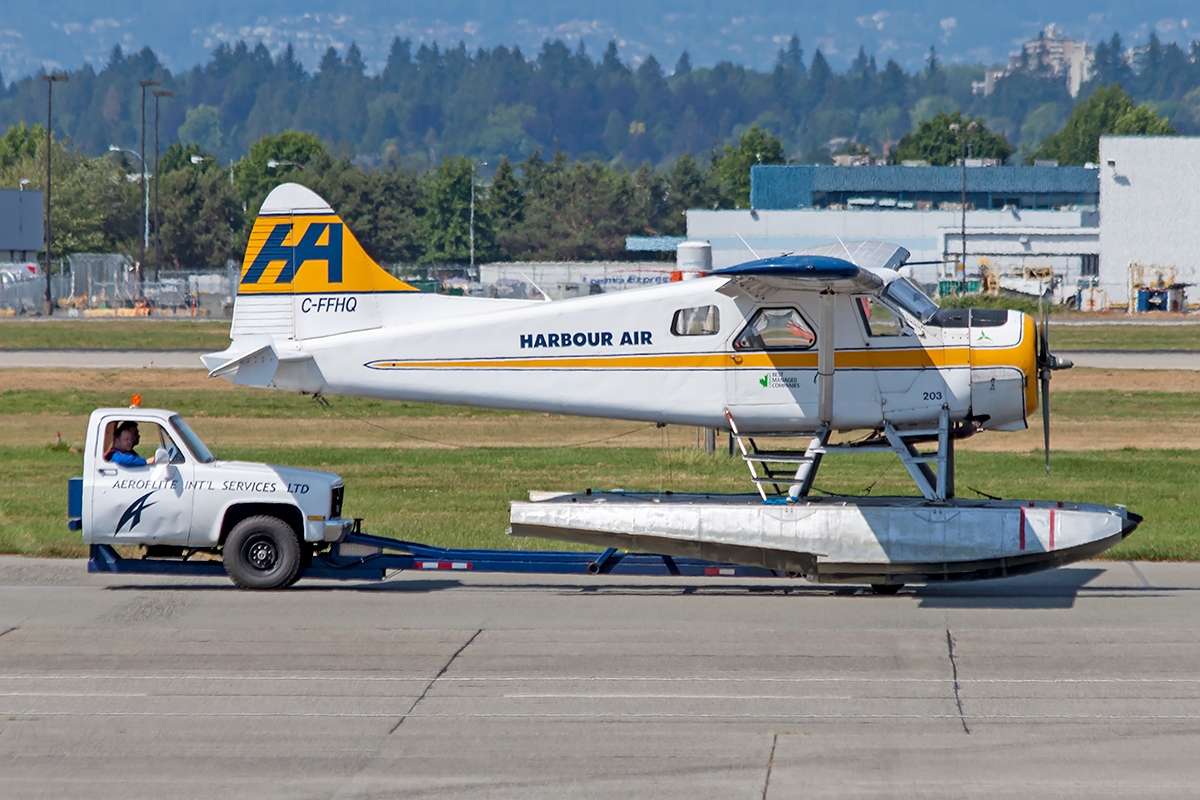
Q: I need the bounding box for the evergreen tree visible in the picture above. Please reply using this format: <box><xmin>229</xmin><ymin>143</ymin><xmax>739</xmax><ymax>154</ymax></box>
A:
<box><xmin>673</xmin><ymin>51</ymin><xmax>691</xmax><ymax>78</ymax></box>
<box><xmin>662</xmin><ymin>153</ymin><xmax>718</xmax><ymax>233</ymax></box>
<box><xmin>1033</xmin><ymin>84</ymin><xmax>1176</xmax><ymax>165</ymax></box>
<box><xmin>158</xmin><ymin>162</ymin><xmax>244</xmax><ymax>269</ymax></box>
<box><xmin>421</xmin><ymin>156</ymin><xmax>491</xmax><ymax>264</ymax></box>
<box><xmin>713</xmin><ymin>125</ymin><xmax>785</xmax><ymax>208</ymax></box>
<box><xmin>891</xmin><ymin>111</ymin><xmax>1013</xmax><ymax>165</ymax></box>
<box><xmin>235</xmin><ymin>130</ymin><xmax>327</xmax><ymax>207</ymax></box>
<box><xmin>0</xmin><ymin>122</ymin><xmax>41</xmax><ymax>167</ymax></box>
<box><xmin>486</xmin><ymin>157</ymin><xmax>525</xmax><ymax>260</ymax></box>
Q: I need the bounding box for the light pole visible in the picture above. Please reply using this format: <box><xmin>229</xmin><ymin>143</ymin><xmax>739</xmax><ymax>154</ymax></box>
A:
<box><xmin>469</xmin><ymin>161</ymin><xmax>487</xmax><ymax>270</ymax></box>
<box><xmin>109</xmin><ymin>146</ymin><xmax>150</xmax><ymax>293</ymax></box>
<box><xmin>42</xmin><ymin>73</ymin><xmax>68</xmax><ymax>316</ymax></box>
<box><xmin>948</xmin><ymin>119</ymin><xmax>979</xmax><ymax>294</ymax></box>
<box><xmin>137</xmin><ymin>79</ymin><xmax>160</xmax><ymax>294</ymax></box>
<box><xmin>152</xmin><ymin>89</ymin><xmax>173</xmax><ymax>281</ymax></box>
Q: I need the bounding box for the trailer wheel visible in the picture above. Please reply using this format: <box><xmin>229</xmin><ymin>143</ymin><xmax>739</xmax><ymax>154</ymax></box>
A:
<box><xmin>223</xmin><ymin>516</ymin><xmax>301</xmax><ymax>590</ymax></box>
<box><xmin>871</xmin><ymin>583</ymin><xmax>903</xmax><ymax>595</ymax></box>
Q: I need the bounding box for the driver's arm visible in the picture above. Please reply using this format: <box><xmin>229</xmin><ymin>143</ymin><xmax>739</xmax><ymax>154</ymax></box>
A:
<box><xmin>109</xmin><ymin>450</ymin><xmax>148</xmax><ymax>467</ymax></box>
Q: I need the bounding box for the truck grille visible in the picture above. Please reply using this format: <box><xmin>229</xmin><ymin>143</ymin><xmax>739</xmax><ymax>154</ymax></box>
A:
<box><xmin>330</xmin><ymin>486</ymin><xmax>344</xmax><ymax>519</ymax></box>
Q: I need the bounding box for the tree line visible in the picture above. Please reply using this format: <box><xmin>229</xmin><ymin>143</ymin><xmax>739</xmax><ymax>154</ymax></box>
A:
<box><xmin>0</xmin><ymin>123</ymin><xmax>776</xmax><ymax>270</ymax></box>
<box><xmin>0</xmin><ymin>30</ymin><xmax>1198</xmax><ymax>170</ymax></box>
<box><xmin>0</xmin><ymin>81</ymin><xmax>1173</xmax><ymax>272</ymax></box>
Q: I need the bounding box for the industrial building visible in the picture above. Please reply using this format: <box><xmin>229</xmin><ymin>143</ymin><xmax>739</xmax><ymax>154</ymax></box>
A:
<box><xmin>1097</xmin><ymin>137</ymin><xmax>1200</xmax><ymax>311</ymax></box>
<box><xmin>681</xmin><ymin>139</ymin><xmax>1200</xmax><ymax>310</ymax></box>
<box><xmin>689</xmin><ymin>163</ymin><xmax>1099</xmax><ymax>295</ymax></box>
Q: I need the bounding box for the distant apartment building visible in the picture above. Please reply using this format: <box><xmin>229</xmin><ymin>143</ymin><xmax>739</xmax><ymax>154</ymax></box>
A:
<box><xmin>974</xmin><ymin>24</ymin><xmax>1095</xmax><ymax>98</ymax></box>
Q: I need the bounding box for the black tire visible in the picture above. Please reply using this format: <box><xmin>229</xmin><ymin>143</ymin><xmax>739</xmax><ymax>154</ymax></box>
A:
<box><xmin>223</xmin><ymin>515</ymin><xmax>301</xmax><ymax>590</ymax></box>
<box><xmin>871</xmin><ymin>583</ymin><xmax>903</xmax><ymax>595</ymax></box>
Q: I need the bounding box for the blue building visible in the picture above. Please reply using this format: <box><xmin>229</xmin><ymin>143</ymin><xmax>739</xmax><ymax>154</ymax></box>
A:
<box><xmin>749</xmin><ymin>165</ymin><xmax>1099</xmax><ymax>212</ymax></box>
<box><xmin>0</xmin><ymin>188</ymin><xmax>44</xmax><ymax>262</ymax></box>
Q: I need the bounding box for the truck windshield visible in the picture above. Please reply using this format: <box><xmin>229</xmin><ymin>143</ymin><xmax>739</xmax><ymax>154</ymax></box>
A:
<box><xmin>882</xmin><ymin>277</ymin><xmax>939</xmax><ymax>324</ymax></box>
<box><xmin>170</xmin><ymin>415</ymin><xmax>215</xmax><ymax>463</ymax></box>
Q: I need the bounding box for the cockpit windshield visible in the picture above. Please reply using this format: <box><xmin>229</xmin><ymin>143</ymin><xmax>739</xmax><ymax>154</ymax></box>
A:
<box><xmin>882</xmin><ymin>277</ymin><xmax>939</xmax><ymax>324</ymax></box>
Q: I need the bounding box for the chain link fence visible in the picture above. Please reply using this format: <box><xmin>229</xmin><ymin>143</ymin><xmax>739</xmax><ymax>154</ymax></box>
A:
<box><xmin>0</xmin><ymin>256</ymin><xmax>238</xmax><ymax>317</ymax></box>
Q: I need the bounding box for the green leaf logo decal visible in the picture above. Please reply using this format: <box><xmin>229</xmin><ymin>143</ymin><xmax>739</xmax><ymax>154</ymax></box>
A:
<box><xmin>759</xmin><ymin>374</ymin><xmax>769</xmax><ymax>387</ymax></box>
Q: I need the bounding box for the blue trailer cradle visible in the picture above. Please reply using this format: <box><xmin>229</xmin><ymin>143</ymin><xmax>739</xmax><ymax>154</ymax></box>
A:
<box><xmin>87</xmin><ymin>531</ymin><xmax>782</xmax><ymax>583</ymax></box>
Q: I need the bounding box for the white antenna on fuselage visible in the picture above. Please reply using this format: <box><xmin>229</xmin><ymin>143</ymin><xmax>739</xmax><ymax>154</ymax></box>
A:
<box><xmin>734</xmin><ymin>231</ymin><xmax>760</xmax><ymax>259</ymax></box>
<box><xmin>829</xmin><ymin>225</ymin><xmax>856</xmax><ymax>264</ymax></box>
<box><xmin>518</xmin><ymin>270</ymin><xmax>553</xmax><ymax>302</ymax></box>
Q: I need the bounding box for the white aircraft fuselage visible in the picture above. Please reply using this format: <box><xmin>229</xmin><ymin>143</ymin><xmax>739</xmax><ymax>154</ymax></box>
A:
<box><xmin>207</xmin><ymin>184</ymin><xmax>1037</xmax><ymax>437</ymax></box>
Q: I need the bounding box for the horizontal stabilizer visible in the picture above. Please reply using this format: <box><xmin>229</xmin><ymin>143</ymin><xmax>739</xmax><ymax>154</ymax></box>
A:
<box><xmin>202</xmin><ymin>337</ymin><xmax>315</xmax><ymax>388</ymax></box>
<box><xmin>201</xmin><ymin>337</ymin><xmax>275</xmax><ymax>378</ymax></box>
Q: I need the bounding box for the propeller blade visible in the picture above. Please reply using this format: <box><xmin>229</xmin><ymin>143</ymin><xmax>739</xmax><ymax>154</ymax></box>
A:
<box><xmin>1041</xmin><ymin>368</ymin><xmax>1052</xmax><ymax>477</ymax></box>
<box><xmin>1039</xmin><ymin>311</ymin><xmax>1051</xmax><ymax>477</ymax></box>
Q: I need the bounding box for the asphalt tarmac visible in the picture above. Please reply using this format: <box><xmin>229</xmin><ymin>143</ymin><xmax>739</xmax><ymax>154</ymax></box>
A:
<box><xmin>1</xmin><ymin>558</ymin><xmax>1198</xmax><ymax>798</ymax></box>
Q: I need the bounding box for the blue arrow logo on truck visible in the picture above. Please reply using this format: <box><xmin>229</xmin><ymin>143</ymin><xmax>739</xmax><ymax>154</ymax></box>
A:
<box><xmin>116</xmin><ymin>491</ymin><xmax>157</xmax><ymax>533</ymax></box>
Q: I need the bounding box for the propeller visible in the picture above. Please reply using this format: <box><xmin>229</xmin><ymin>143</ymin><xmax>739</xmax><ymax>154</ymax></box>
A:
<box><xmin>1036</xmin><ymin>309</ymin><xmax>1073</xmax><ymax>476</ymax></box>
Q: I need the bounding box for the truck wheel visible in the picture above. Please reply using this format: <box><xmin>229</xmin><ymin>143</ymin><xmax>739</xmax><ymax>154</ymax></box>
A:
<box><xmin>223</xmin><ymin>516</ymin><xmax>301</xmax><ymax>590</ymax></box>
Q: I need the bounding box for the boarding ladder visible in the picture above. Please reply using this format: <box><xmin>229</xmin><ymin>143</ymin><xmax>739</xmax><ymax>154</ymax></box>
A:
<box><xmin>725</xmin><ymin>408</ymin><xmax>956</xmax><ymax>503</ymax></box>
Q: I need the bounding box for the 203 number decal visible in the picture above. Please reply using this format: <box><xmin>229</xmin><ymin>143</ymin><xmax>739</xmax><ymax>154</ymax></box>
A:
<box><xmin>923</xmin><ymin>391</ymin><xmax>943</xmax><ymax>401</ymax></box>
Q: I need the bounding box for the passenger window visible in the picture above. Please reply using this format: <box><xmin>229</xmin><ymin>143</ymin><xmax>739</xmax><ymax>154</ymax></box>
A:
<box><xmin>733</xmin><ymin>308</ymin><xmax>816</xmax><ymax>350</ymax></box>
<box><xmin>671</xmin><ymin>305</ymin><xmax>720</xmax><ymax>336</ymax></box>
<box><xmin>857</xmin><ymin>297</ymin><xmax>902</xmax><ymax>336</ymax></box>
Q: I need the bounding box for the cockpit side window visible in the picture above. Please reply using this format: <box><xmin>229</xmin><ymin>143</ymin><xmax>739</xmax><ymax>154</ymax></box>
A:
<box><xmin>857</xmin><ymin>297</ymin><xmax>902</xmax><ymax>337</ymax></box>
<box><xmin>733</xmin><ymin>308</ymin><xmax>816</xmax><ymax>350</ymax></box>
<box><xmin>671</xmin><ymin>305</ymin><xmax>720</xmax><ymax>336</ymax></box>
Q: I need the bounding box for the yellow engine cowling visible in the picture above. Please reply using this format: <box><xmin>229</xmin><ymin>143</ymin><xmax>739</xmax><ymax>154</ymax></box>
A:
<box><xmin>968</xmin><ymin>311</ymin><xmax>1038</xmax><ymax>431</ymax></box>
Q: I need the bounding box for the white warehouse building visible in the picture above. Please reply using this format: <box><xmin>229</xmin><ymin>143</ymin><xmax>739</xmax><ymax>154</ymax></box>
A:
<box><xmin>1098</xmin><ymin>136</ymin><xmax>1200</xmax><ymax>306</ymax></box>
<box><xmin>678</xmin><ymin>140</ymin><xmax>1200</xmax><ymax>309</ymax></box>
<box><xmin>684</xmin><ymin>206</ymin><xmax>1098</xmax><ymax>289</ymax></box>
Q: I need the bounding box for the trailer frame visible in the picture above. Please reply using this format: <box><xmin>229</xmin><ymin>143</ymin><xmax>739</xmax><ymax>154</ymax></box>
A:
<box><xmin>87</xmin><ymin>530</ymin><xmax>783</xmax><ymax>583</ymax></box>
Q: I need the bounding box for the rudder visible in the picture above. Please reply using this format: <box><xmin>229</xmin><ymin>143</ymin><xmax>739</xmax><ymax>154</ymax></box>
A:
<box><xmin>231</xmin><ymin>183</ymin><xmax>418</xmax><ymax>342</ymax></box>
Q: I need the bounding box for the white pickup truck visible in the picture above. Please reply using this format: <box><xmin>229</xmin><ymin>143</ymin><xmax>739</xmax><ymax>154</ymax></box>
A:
<box><xmin>69</xmin><ymin>407</ymin><xmax>353</xmax><ymax>589</ymax></box>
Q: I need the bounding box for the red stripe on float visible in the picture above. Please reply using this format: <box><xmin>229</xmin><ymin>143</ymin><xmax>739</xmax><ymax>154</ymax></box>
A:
<box><xmin>1019</xmin><ymin>508</ymin><xmax>1026</xmax><ymax>551</ymax></box>
<box><xmin>1049</xmin><ymin>509</ymin><xmax>1056</xmax><ymax>550</ymax></box>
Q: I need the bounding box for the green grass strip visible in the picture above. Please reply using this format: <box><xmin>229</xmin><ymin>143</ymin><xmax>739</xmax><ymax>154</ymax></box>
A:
<box><xmin>0</xmin><ymin>320</ymin><xmax>231</xmax><ymax>350</ymax></box>
<box><xmin>4</xmin><ymin>444</ymin><xmax>1194</xmax><ymax>562</ymax></box>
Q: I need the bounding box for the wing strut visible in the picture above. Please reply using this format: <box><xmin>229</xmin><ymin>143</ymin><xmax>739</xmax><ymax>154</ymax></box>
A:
<box><xmin>817</xmin><ymin>290</ymin><xmax>835</xmax><ymax>426</ymax></box>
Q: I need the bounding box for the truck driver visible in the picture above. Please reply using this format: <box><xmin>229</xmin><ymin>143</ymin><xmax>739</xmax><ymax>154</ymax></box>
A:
<box><xmin>104</xmin><ymin>421</ymin><xmax>157</xmax><ymax>467</ymax></box>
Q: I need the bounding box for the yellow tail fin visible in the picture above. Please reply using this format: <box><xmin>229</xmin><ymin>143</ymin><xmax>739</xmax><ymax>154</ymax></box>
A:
<box><xmin>239</xmin><ymin>183</ymin><xmax>416</xmax><ymax>296</ymax></box>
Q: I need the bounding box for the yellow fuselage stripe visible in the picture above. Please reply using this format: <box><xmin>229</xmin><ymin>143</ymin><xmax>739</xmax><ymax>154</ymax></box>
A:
<box><xmin>369</xmin><ymin>344</ymin><xmax>1033</xmax><ymax>371</ymax></box>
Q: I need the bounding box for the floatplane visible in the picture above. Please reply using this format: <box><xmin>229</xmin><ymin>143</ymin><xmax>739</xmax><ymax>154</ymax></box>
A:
<box><xmin>203</xmin><ymin>183</ymin><xmax>1139</xmax><ymax>592</ymax></box>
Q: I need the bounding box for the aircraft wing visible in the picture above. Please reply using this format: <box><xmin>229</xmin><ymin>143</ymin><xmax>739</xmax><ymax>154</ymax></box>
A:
<box><xmin>713</xmin><ymin>255</ymin><xmax>885</xmax><ymax>299</ymax></box>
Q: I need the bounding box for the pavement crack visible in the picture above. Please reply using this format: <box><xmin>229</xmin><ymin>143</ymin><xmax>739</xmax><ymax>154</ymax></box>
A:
<box><xmin>761</xmin><ymin>732</ymin><xmax>778</xmax><ymax>800</ymax></box>
<box><xmin>1128</xmin><ymin>562</ymin><xmax>1152</xmax><ymax>588</ymax></box>
<box><xmin>0</xmin><ymin>627</ymin><xmax>16</xmax><ymax>639</ymax></box>
<box><xmin>389</xmin><ymin>629</ymin><xmax>482</xmax><ymax>734</ymax></box>
<box><xmin>946</xmin><ymin>628</ymin><xmax>971</xmax><ymax>734</ymax></box>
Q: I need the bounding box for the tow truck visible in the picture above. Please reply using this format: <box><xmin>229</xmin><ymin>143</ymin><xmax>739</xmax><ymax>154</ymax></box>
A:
<box><xmin>70</xmin><ymin>405</ymin><xmax>778</xmax><ymax>589</ymax></box>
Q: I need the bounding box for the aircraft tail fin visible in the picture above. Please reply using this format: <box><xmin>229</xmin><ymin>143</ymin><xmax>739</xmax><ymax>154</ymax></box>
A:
<box><xmin>228</xmin><ymin>183</ymin><xmax>418</xmax><ymax>345</ymax></box>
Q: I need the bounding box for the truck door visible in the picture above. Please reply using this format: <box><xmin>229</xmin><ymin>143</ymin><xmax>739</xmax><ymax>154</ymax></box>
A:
<box><xmin>90</xmin><ymin>418</ymin><xmax>194</xmax><ymax>545</ymax></box>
